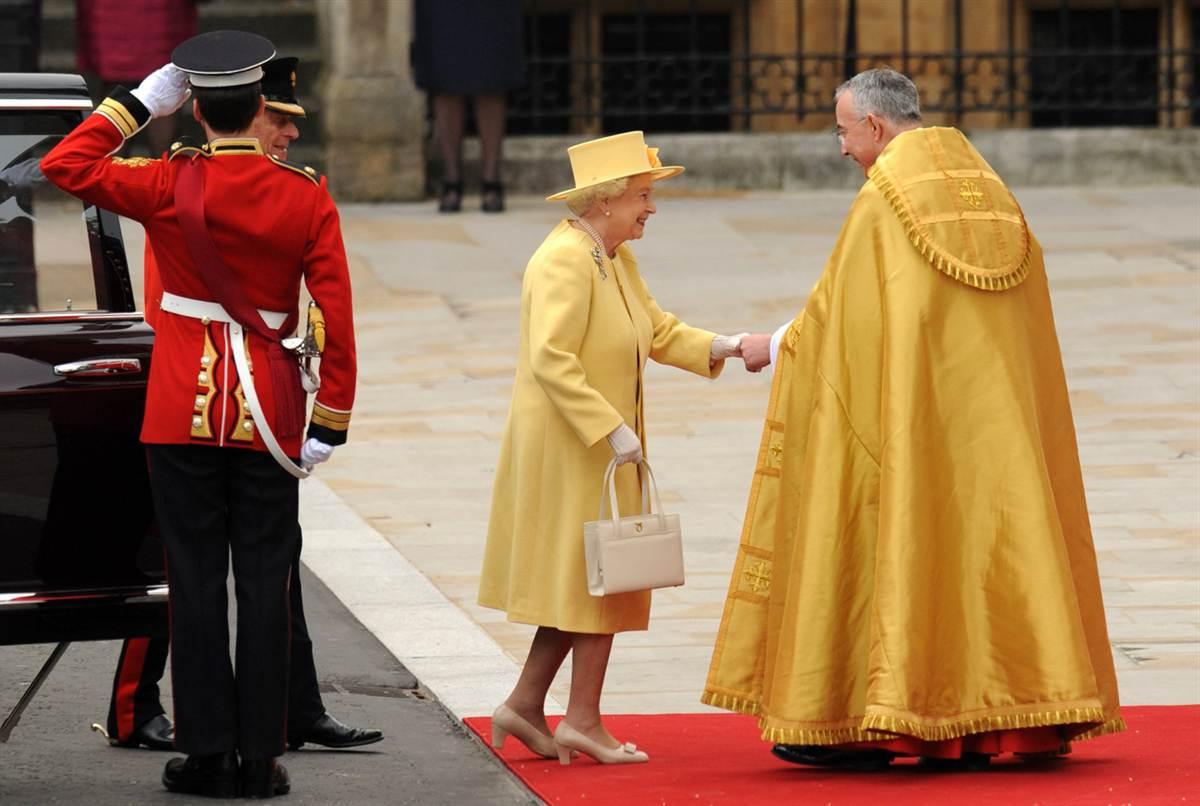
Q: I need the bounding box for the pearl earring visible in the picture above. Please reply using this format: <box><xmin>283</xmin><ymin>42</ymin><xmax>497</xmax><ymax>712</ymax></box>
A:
<box><xmin>604</xmin><ymin>209</ymin><xmax>611</xmax><ymax>216</ymax></box>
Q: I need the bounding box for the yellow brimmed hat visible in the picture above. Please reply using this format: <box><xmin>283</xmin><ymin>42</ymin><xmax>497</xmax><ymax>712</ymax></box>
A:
<box><xmin>546</xmin><ymin>131</ymin><xmax>684</xmax><ymax>201</ymax></box>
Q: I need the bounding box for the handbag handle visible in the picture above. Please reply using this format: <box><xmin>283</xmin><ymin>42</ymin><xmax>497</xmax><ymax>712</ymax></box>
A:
<box><xmin>597</xmin><ymin>458</ymin><xmax>668</xmax><ymax>532</ymax></box>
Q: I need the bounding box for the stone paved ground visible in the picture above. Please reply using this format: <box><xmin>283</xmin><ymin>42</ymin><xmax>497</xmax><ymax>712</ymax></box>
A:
<box><xmin>132</xmin><ymin>185</ymin><xmax>1200</xmax><ymax>717</ymax></box>
<box><xmin>0</xmin><ymin>570</ymin><xmax>535</xmax><ymax>805</ymax></box>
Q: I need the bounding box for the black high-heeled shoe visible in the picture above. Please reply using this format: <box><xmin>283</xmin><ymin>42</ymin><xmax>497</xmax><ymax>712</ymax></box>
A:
<box><xmin>438</xmin><ymin>180</ymin><xmax>463</xmax><ymax>213</ymax></box>
<box><xmin>481</xmin><ymin>179</ymin><xmax>505</xmax><ymax>213</ymax></box>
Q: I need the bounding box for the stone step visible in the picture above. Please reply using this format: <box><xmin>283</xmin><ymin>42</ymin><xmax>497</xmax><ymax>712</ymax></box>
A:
<box><xmin>436</xmin><ymin>128</ymin><xmax>1200</xmax><ymax>194</ymax></box>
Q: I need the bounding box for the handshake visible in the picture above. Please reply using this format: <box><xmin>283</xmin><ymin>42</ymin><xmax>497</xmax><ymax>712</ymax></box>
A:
<box><xmin>710</xmin><ymin>332</ymin><xmax>774</xmax><ymax>373</ymax></box>
<box><xmin>607</xmin><ymin>330</ymin><xmax>777</xmax><ymax>466</ymax></box>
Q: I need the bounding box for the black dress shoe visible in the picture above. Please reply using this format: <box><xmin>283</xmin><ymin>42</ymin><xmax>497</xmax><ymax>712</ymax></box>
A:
<box><xmin>1015</xmin><ymin>748</ymin><xmax>1071</xmax><ymax>763</ymax></box>
<box><xmin>162</xmin><ymin>751</ymin><xmax>239</xmax><ymax>798</ymax></box>
<box><xmin>288</xmin><ymin>712</ymin><xmax>383</xmax><ymax>750</ymax></box>
<box><xmin>771</xmin><ymin>743</ymin><xmax>896</xmax><ymax>771</ymax></box>
<box><xmin>115</xmin><ymin>714</ymin><xmax>174</xmax><ymax>751</ymax></box>
<box><xmin>918</xmin><ymin>752</ymin><xmax>992</xmax><ymax>771</ymax></box>
<box><xmin>239</xmin><ymin>757</ymin><xmax>290</xmax><ymax>799</ymax></box>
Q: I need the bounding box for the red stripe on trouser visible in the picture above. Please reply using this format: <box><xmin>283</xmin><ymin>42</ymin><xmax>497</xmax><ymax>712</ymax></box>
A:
<box><xmin>115</xmin><ymin>637</ymin><xmax>151</xmax><ymax>741</ymax></box>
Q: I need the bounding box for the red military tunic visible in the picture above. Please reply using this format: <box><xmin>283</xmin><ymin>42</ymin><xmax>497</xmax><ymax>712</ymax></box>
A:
<box><xmin>143</xmin><ymin>239</ymin><xmax>162</xmax><ymax>329</ymax></box>
<box><xmin>41</xmin><ymin>89</ymin><xmax>355</xmax><ymax>456</ymax></box>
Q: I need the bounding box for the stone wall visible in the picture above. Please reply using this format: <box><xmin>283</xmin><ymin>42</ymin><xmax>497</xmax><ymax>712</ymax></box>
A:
<box><xmin>317</xmin><ymin>0</ymin><xmax>425</xmax><ymax>201</ymax></box>
<box><xmin>315</xmin><ymin>0</ymin><xmax>1197</xmax><ymax>200</ymax></box>
<box><xmin>435</xmin><ymin>127</ymin><xmax>1200</xmax><ymax>196</ymax></box>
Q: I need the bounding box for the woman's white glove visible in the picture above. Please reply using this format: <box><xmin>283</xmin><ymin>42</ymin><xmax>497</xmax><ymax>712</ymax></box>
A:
<box><xmin>605</xmin><ymin>423</ymin><xmax>643</xmax><ymax>466</ymax></box>
<box><xmin>710</xmin><ymin>333</ymin><xmax>746</xmax><ymax>361</ymax></box>
<box><xmin>300</xmin><ymin>438</ymin><xmax>334</xmax><ymax>471</ymax></box>
<box><xmin>131</xmin><ymin>64</ymin><xmax>192</xmax><ymax>119</ymax></box>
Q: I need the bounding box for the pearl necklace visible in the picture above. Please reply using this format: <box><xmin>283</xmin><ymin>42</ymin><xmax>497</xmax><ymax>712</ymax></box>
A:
<box><xmin>575</xmin><ymin>217</ymin><xmax>610</xmax><ymax>280</ymax></box>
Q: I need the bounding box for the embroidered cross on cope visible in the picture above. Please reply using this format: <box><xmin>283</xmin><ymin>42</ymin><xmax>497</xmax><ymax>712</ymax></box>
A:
<box><xmin>741</xmin><ymin>560</ymin><xmax>772</xmax><ymax>595</ymax></box>
<box><xmin>959</xmin><ymin>179</ymin><xmax>985</xmax><ymax>209</ymax></box>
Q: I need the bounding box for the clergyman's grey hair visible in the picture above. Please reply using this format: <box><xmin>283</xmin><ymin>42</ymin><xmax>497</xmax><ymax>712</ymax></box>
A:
<box><xmin>835</xmin><ymin>68</ymin><xmax>922</xmax><ymax>124</ymax></box>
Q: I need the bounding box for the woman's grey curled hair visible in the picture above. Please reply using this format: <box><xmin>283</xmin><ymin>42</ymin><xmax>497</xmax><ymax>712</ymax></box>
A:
<box><xmin>564</xmin><ymin>177</ymin><xmax>630</xmax><ymax>216</ymax></box>
<box><xmin>835</xmin><ymin>68</ymin><xmax>922</xmax><ymax>124</ymax></box>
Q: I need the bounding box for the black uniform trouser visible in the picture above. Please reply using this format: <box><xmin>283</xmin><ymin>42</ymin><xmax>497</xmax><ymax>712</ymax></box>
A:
<box><xmin>147</xmin><ymin>444</ymin><xmax>298</xmax><ymax>760</ymax></box>
<box><xmin>106</xmin><ymin>636</ymin><xmax>170</xmax><ymax>742</ymax></box>
<box><xmin>285</xmin><ymin>529</ymin><xmax>325</xmax><ymax>737</ymax></box>
<box><xmin>107</xmin><ymin>529</ymin><xmax>326</xmax><ymax>743</ymax></box>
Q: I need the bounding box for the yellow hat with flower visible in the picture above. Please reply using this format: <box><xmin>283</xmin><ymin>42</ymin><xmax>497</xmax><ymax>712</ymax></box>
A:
<box><xmin>546</xmin><ymin>131</ymin><xmax>684</xmax><ymax>201</ymax></box>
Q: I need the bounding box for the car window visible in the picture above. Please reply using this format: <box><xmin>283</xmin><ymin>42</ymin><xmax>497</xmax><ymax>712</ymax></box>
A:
<box><xmin>0</xmin><ymin>112</ymin><xmax>98</xmax><ymax>314</ymax></box>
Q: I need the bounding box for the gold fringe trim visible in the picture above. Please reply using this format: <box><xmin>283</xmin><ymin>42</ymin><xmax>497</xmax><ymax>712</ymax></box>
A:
<box><xmin>1075</xmin><ymin>716</ymin><xmax>1127</xmax><ymax>741</ymax></box>
<box><xmin>758</xmin><ymin>715</ymin><xmax>1128</xmax><ymax>746</ymax></box>
<box><xmin>701</xmin><ymin>689</ymin><xmax>762</xmax><ymax>717</ymax></box>
<box><xmin>869</xmin><ymin>165</ymin><xmax>1032</xmax><ymax>292</ymax></box>
<box><xmin>856</xmin><ymin>707</ymin><xmax>1108</xmax><ymax>742</ymax></box>
<box><xmin>706</xmin><ymin>693</ymin><xmax>1119</xmax><ymax>747</ymax></box>
<box><xmin>762</xmin><ymin>723</ymin><xmax>875</xmax><ymax>745</ymax></box>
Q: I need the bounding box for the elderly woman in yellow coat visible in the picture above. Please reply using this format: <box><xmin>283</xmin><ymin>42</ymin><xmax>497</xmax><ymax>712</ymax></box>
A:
<box><xmin>478</xmin><ymin>132</ymin><xmax>745</xmax><ymax>765</ymax></box>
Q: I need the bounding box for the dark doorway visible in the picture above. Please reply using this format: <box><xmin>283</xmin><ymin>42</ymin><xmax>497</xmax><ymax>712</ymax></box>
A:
<box><xmin>601</xmin><ymin>13</ymin><xmax>732</xmax><ymax>133</ymax></box>
<box><xmin>510</xmin><ymin>13</ymin><xmax>573</xmax><ymax>135</ymax></box>
<box><xmin>1029</xmin><ymin>7</ymin><xmax>1160</xmax><ymax>127</ymax></box>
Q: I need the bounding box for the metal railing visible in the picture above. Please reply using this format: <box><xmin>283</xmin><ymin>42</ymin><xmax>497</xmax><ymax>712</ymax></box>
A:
<box><xmin>510</xmin><ymin>0</ymin><xmax>1199</xmax><ymax>133</ymax></box>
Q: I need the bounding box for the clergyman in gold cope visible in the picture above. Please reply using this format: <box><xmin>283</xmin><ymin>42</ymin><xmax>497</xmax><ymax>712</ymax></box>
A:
<box><xmin>704</xmin><ymin>68</ymin><xmax>1123</xmax><ymax>768</ymax></box>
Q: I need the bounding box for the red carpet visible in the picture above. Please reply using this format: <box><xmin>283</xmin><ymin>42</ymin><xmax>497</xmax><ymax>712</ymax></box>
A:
<box><xmin>464</xmin><ymin>706</ymin><xmax>1200</xmax><ymax>805</ymax></box>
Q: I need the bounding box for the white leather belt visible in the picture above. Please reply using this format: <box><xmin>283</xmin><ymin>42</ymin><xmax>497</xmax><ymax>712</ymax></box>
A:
<box><xmin>159</xmin><ymin>291</ymin><xmax>309</xmax><ymax>480</ymax></box>
<box><xmin>160</xmin><ymin>292</ymin><xmax>288</xmax><ymax>329</ymax></box>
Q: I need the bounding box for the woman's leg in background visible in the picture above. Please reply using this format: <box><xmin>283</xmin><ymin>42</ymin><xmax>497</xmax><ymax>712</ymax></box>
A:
<box><xmin>474</xmin><ymin>93</ymin><xmax>507</xmax><ymax>212</ymax></box>
<box><xmin>433</xmin><ymin>94</ymin><xmax>467</xmax><ymax>211</ymax></box>
<box><xmin>474</xmin><ymin>93</ymin><xmax>506</xmax><ymax>183</ymax></box>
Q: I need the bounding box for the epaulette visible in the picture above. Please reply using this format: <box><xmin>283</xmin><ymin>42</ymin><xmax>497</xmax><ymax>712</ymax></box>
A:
<box><xmin>267</xmin><ymin>153</ymin><xmax>321</xmax><ymax>185</ymax></box>
<box><xmin>168</xmin><ymin>138</ymin><xmax>208</xmax><ymax>161</ymax></box>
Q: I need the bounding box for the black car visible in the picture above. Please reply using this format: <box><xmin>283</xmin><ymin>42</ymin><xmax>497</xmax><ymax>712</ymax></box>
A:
<box><xmin>0</xmin><ymin>74</ymin><xmax>165</xmax><ymax>741</ymax></box>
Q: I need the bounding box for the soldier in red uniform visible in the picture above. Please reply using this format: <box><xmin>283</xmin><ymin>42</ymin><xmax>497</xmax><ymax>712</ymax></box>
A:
<box><xmin>106</xmin><ymin>55</ymin><xmax>382</xmax><ymax>758</ymax></box>
<box><xmin>42</xmin><ymin>31</ymin><xmax>356</xmax><ymax>798</ymax></box>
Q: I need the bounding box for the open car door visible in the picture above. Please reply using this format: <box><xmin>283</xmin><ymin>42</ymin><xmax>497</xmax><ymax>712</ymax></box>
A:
<box><xmin>0</xmin><ymin>75</ymin><xmax>165</xmax><ymax>740</ymax></box>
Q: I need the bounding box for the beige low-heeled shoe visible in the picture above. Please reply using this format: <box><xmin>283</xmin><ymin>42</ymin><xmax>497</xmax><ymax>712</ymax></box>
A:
<box><xmin>553</xmin><ymin>720</ymin><xmax>649</xmax><ymax>765</ymax></box>
<box><xmin>490</xmin><ymin>704</ymin><xmax>557</xmax><ymax>759</ymax></box>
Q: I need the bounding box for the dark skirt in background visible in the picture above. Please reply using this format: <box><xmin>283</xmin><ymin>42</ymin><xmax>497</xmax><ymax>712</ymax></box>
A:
<box><xmin>76</xmin><ymin>0</ymin><xmax>198</xmax><ymax>82</ymax></box>
<box><xmin>412</xmin><ymin>0</ymin><xmax>525</xmax><ymax>95</ymax></box>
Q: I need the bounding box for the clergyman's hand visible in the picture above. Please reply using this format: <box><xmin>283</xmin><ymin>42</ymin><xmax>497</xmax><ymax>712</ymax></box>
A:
<box><xmin>740</xmin><ymin>332</ymin><xmax>772</xmax><ymax>373</ymax></box>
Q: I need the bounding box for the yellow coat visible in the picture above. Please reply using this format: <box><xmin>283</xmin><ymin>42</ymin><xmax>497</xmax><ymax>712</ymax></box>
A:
<box><xmin>704</xmin><ymin>128</ymin><xmax>1123</xmax><ymax>745</ymax></box>
<box><xmin>479</xmin><ymin>220</ymin><xmax>722</xmax><ymax>634</ymax></box>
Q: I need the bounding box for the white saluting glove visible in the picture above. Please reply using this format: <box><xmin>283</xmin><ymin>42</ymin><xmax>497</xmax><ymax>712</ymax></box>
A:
<box><xmin>300</xmin><ymin>438</ymin><xmax>334</xmax><ymax>471</ymax></box>
<box><xmin>710</xmin><ymin>333</ymin><xmax>746</xmax><ymax>361</ymax></box>
<box><xmin>131</xmin><ymin>64</ymin><xmax>192</xmax><ymax>119</ymax></box>
<box><xmin>605</xmin><ymin>423</ymin><xmax>643</xmax><ymax>466</ymax></box>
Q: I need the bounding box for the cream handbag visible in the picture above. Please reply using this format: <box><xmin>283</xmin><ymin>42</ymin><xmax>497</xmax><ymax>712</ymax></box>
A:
<box><xmin>583</xmin><ymin>458</ymin><xmax>684</xmax><ymax>597</ymax></box>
